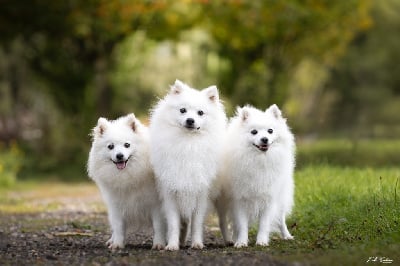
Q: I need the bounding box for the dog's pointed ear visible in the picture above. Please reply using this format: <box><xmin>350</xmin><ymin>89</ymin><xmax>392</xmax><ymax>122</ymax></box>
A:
<box><xmin>93</xmin><ymin>117</ymin><xmax>108</xmax><ymax>138</ymax></box>
<box><xmin>125</xmin><ymin>113</ymin><xmax>136</xmax><ymax>132</ymax></box>
<box><xmin>266</xmin><ymin>104</ymin><xmax>282</xmax><ymax>119</ymax></box>
<box><xmin>238</xmin><ymin>106</ymin><xmax>250</xmax><ymax>122</ymax></box>
<box><xmin>203</xmin><ymin>85</ymin><xmax>219</xmax><ymax>103</ymax></box>
<box><xmin>170</xmin><ymin>79</ymin><xmax>186</xmax><ymax>95</ymax></box>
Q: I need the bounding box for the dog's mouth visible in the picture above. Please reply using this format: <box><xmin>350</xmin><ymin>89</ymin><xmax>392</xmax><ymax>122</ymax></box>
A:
<box><xmin>253</xmin><ymin>143</ymin><xmax>269</xmax><ymax>152</ymax></box>
<box><xmin>184</xmin><ymin>125</ymin><xmax>201</xmax><ymax>131</ymax></box>
<box><xmin>112</xmin><ymin>157</ymin><xmax>131</xmax><ymax>170</ymax></box>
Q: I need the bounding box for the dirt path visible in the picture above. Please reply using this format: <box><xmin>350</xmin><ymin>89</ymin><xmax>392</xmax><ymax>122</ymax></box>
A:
<box><xmin>0</xmin><ymin>184</ymin><xmax>294</xmax><ymax>265</ymax></box>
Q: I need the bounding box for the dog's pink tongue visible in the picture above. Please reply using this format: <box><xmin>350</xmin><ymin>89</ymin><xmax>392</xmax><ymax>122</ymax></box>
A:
<box><xmin>116</xmin><ymin>162</ymin><xmax>126</xmax><ymax>170</ymax></box>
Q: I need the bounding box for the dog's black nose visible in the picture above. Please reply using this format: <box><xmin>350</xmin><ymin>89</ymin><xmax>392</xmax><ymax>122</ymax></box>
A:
<box><xmin>116</xmin><ymin>153</ymin><xmax>124</xmax><ymax>160</ymax></box>
<box><xmin>261</xmin><ymin>137</ymin><xmax>269</xmax><ymax>144</ymax></box>
<box><xmin>186</xmin><ymin>118</ymin><xmax>195</xmax><ymax>126</ymax></box>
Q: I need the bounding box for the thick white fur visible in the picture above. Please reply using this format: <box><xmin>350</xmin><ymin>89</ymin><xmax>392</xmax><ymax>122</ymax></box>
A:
<box><xmin>149</xmin><ymin>80</ymin><xmax>226</xmax><ymax>250</ymax></box>
<box><xmin>217</xmin><ymin>104</ymin><xmax>295</xmax><ymax>248</ymax></box>
<box><xmin>87</xmin><ymin>114</ymin><xmax>166</xmax><ymax>250</ymax></box>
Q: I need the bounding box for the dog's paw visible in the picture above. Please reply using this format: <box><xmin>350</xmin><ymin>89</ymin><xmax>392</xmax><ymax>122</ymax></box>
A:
<box><xmin>234</xmin><ymin>241</ymin><xmax>248</xmax><ymax>248</ymax></box>
<box><xmin>191</xmin><ymin>242</ymin><xmax>204</xmax><ymax>250</ymax></box>
<box><xmin>107</xmin><ymin>242</ymin><xmax>125</xmax><ymax>251</ymax></box>
<box><xmin>283</xmin><ymin>235</ymin><xmax>294</xmax><ymax>240</ymax></box>
<box><xmin>152</xmin><ymin>243</ymin><xmax>165</xmax><ymax>250</ymax></box>
<box><xmin>165</xmin><ymin>244</ymin><xmax>179</xmax><ymax>251</ymax></box>
<box><xmin>256</xmin><ymin>240</ymin><xmax>270</xmax><ymax>247</ymax></box>
<box><xmin>225</xmin><ymin>240</ymin><xmax>234</xmax><ymax>247</ymax></box>
<box><xmin>106</xmin><ymin>238</ymin><xmax>124</xmax><ymax>251</ymax></box>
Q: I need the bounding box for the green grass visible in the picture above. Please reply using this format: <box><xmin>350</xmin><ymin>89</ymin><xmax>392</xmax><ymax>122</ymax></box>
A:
<box><xmin>261</xmin><ymin>165</ymin><xmax>400</xmax><ymax>265</ymax></box>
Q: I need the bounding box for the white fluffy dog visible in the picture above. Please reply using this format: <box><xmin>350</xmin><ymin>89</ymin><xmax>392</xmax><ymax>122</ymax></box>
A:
<box><xmin>217</xmin><ymin>104</ymin><xmax>295</xmax><ymax>248</ymax></box>
<box><xmin>87</xmin><ymin>114</ymin><xmax>166</xmax><ymax>250</ymax></box>
<box><xmin>149</xmin><ymin>80</ymin><xmax>226</xmax><ymax>250</ymax></box>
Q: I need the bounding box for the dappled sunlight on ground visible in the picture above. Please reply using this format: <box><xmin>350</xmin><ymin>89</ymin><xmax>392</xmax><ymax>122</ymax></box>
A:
<box><xmin>0</xmin><ymin>182</ymin><xmax>104</xmax><ymax>213</ymax></box>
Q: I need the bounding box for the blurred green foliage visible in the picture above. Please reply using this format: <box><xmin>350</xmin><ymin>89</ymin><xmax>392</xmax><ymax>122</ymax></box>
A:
<box><xmin>324</xmin><ymin>1</ymin><xmax>400</xmax><ymax>137</ymax></box>
<box><xmin>202</xmin><ymin>0</ymin><xmax>372</xmax><ymax>107</ymax></box>
<box><xmin>297</xmin><ymin>139</ymin><xmax>400</xmax><ymax>168</ymax></box>
<box><xmin>0</xmin><ymin>142</ymin><xmax>22</xmax><ymax>187</ymax></box>
<box><xmin>0</xmin><ymin>0</ymin><xmax>399</xmax><ymax>180</ymax></box>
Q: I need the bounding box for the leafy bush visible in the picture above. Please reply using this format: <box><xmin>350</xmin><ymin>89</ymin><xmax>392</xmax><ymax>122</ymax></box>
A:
<box><xmin>0</xmin><ymin>141</ymin><xmax>23</xmax><ymax>187</ymax></box>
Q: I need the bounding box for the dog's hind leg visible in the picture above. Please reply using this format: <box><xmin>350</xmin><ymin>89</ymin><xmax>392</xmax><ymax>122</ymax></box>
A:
<box><xmin>179</xmin><ymin>219</ymin><xmax>189</xmax><ymax>247</ymax></box>
<box><xmin>215</xmin><ymin>198</ymin><xmax>233</xmax><ymax>245</ymax></box>
<box><xmin>278</xmin><ymin>213</ymin><xmax>294</xmax><ymax>240</ymax></box>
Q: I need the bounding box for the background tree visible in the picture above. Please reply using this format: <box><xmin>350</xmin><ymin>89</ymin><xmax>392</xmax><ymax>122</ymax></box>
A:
<box><xmin>6</xmin><ymin>0</ymin><xmax>400</xmax><ymax>180</ymax></box>
<box><xmin>322</xmin><ymin>0</ymin><xmax>400</xmax><ymax>138</ymax></box>
<box><xmin>201</xmin><ymin>0</ymin><xmax>371</xmax><ymax>110</ymax></box>
<box><xmin>0</xmin><ymin>0</ymin><xmax>201</xmax><ymax>175</ymax></box>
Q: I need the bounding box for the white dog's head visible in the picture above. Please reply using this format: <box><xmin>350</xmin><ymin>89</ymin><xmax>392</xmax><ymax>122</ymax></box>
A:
<box><xmin>91</xmin><ymin>114</ymin><xmax>141</xmax><ymax>170</ymax></box>
<box><xmin>236</xmin><ymin>104</ymin><xmax>291</xmax><ymax>152</ymax></box>
<box><xmin>162</xmin><ymin>79</ymin><xmax>222</xmax><ymax>133</ymax></box>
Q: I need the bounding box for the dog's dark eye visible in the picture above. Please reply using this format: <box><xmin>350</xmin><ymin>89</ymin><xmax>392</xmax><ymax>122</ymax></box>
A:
<box><xmin>198</xmin><ymin>110</ymin><xmax>204</xmax><ymax>116</ymax></box>
<box><xmin>107</xmin><ymin>144</ymin><xmax>114</xmax><ymax>150</ymax></box>
<box><xmin>180</xmin><ymin>108</ymin><xmax>187</xmax><ymax>114</ymax></box>
<box><xmin>251</xmin><ymin>129</ymin><xmax>258</xmax><ymax>135</ymax></box>
<box><xmin>268</xmin><ymin>129</ymin><xmax>273</xmax><ymax>134</ymax></box>
<box><xmin>124</xmin><ymin>143</ymin><xmax>130</xmax><ymax>148</ymax></box>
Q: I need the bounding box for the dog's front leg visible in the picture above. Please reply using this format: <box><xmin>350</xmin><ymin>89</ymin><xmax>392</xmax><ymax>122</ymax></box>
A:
<box><xmin>163</xmin><ymin>193</ymin><xmax>180</xmax><ymax>251</ymax></box>
<box><xmin>107</xmin><ymin>208</ymin><xmax>126</xmax><ymax>250</ymax></box>
<box><xmin>233</xmin><ymin>201</ymin><xmax>248</xmax><ymax>248</ymax></box>
<box><xmin>191</xmin><ymin>194</ymin><xmax>208</xmax><ymax>249</ymax></box>
<box><xmin>256</xmin><ymin>203</ymin><xmax>277</xmax><ymax>246</ymax></box>
<box><xmin>151</xmin><ymin>208</ymin><xmax>167</xmax><ymax>250</ymax></box>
